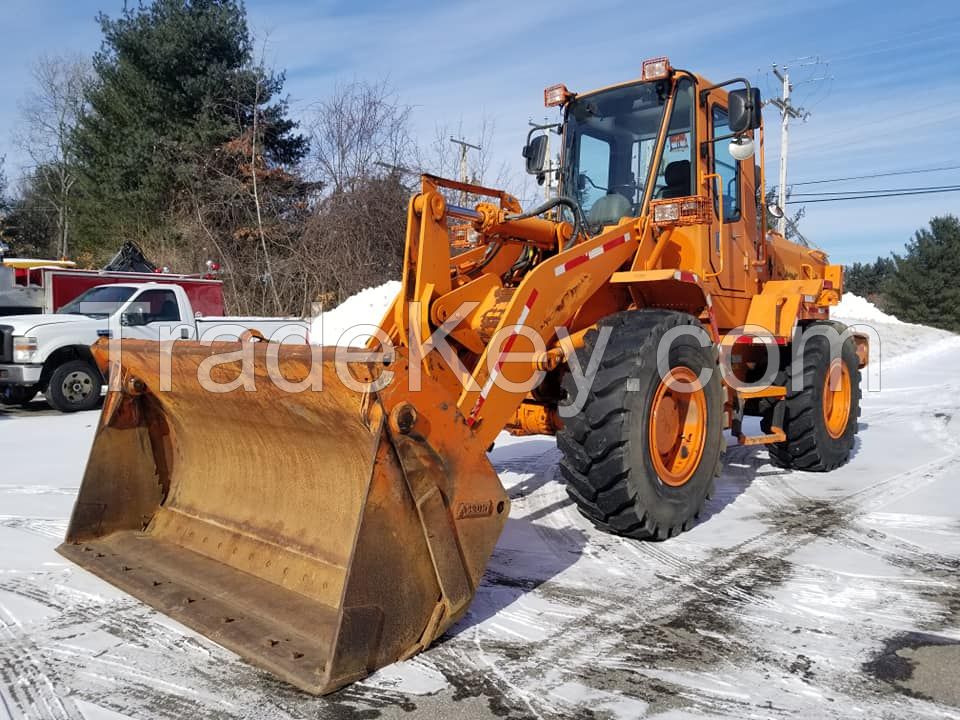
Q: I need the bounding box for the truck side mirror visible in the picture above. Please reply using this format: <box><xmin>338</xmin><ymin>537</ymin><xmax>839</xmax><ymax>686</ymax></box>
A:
<box><xmin>729</xmin><ymin>88</ymin><xmax>762</xmax><ymax>133</ymax></box>
<box><xmin>121</xmin><ymin>309</ymin><xmax>149</xmax><ymax>327</ymax></box>
<box><xmin>522</xmin><ymin>134</ymin><xmax>548</xmax><ymax>175</ymax></box>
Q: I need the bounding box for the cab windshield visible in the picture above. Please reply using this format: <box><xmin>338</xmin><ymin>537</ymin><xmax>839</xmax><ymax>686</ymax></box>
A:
<box><xmin>58</xmin><ymin>286</ymin><xmax>136</xmax><ymax>318</ymax></box>
<box><xmin>563</xmin><ymin>77</ymin><xmax>695</xmax><ymax>227</ymax></box>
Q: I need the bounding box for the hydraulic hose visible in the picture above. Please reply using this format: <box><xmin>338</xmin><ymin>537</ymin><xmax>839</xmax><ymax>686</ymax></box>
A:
<box><xmin>504</xmin><ymin>196</ymin><xmax>587</xmax><ymax>251</ymax></box>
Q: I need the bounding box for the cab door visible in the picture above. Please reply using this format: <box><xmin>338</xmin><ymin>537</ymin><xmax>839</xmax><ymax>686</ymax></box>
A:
<box><xmin>120</xmin><ymin>288</ymin><xmax>193</xmax><ymax>341</ymax></box>
<box><xmin>707</xmin><ymin>102</ymin><xmax>751</xmax><ymax>292</ymax></box>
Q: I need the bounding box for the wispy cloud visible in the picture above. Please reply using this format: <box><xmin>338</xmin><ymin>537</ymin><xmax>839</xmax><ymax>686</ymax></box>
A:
<box><xmin>2</xmin><ymin>0</ymin><xmax>958</xmax><ymax>262</ymax></box>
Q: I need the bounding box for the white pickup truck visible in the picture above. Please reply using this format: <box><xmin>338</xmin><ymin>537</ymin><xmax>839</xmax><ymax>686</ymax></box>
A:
<box><xmin>0</xmin><ymin>282</ymin><xmax>307</xmax><ymax>412</ymax></box>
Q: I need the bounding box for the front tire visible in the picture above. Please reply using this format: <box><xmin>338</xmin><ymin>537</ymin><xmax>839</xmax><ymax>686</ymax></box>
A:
<box><xmin>764</xmin><ymin>322</ymin><xmax>861</xmax><ymax>471</ymax></box>
<box><xmin>47</xmin><ymin>360</ymin><xmax>103</xmax><ymax>413</ymax></box>
<box><xmin>558</xmin><ymin>310</ymin><xmax>725</xmax><ymax>540</ymax></box>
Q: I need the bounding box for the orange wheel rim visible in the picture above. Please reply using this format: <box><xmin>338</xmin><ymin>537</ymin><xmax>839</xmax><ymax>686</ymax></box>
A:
<box><xmin>648</xmin><ymin>367</ymin><xmax>708</xmax><ymax>487</ymax></box>
<box><xmin>823</xmin><ymin>360</ymin><xmax>852</xmax><ymax>439</ymax></box>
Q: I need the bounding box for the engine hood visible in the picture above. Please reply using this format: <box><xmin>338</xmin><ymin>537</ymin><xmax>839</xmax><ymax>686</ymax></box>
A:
<box><xmin>0</xmin><ymin>313</ymin><xmax>92</xmax><ymax>336</ymax></box>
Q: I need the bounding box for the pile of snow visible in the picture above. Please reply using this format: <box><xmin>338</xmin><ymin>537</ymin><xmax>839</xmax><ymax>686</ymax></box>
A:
<box><xmin>832</xmin><ymin>292</ymin><xmax>957</xmax><ymax>365</ymax></box>
<box><xmin>833</xmin><ymin>293</ymin><xmax>905</xmax><ymax>325</ymax></box>
<box><xmin>310</xmin><ymin>280</ymin><xmax>400</xmax><ymax>346</ymax></box>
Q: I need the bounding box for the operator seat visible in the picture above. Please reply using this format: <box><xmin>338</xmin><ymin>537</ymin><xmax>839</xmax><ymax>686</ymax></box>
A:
<box><xmin>660</xmin><ymin>160</ymin><xmax>691</xmax><ymax>199</ymax></box>
<box><xmin>589</xmin><ymin>193</ymin><xmax>632</xmax><ymax>227</ymax></box>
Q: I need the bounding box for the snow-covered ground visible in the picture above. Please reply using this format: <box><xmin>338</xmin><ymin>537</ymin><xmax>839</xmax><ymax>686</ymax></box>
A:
<box><xmin>1</xmin><ymin>293</ymin><xmax>959</xmax><ymax>719</ymax></box>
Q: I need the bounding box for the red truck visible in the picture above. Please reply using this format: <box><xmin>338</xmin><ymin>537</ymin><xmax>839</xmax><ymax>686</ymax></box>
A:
<box><xmin>0</xmin><ymin>264</ymin><xmax>223</xmax><ymax>317</ymax></box>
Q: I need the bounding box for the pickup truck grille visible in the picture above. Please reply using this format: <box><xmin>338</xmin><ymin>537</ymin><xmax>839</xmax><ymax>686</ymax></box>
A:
<box><xmin>0</xmin><ymin>325</ymin><xmax>12</xmax><ymax>363</ymax></box>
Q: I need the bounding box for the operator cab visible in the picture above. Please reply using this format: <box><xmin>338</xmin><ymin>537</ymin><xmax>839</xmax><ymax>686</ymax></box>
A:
<box><xmin>561</xmin><ymin>75</ymin><xmax>696</xmax><ymax>229</ymax></box>
<box><xmin>527</xmin><ymin>59</ymin><xmax>761</xmax><ymax>236</ymax></box>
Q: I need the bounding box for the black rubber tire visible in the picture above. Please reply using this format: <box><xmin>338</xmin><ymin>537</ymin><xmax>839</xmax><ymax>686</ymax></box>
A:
<box><xmin>558</xmin><ymin>310</ymin><xmax>725</xmax><ymax>540</ymax></box>
<box><xmin>46</xmin><ymin>360</ymin><xmax>103</xmax><ymax>413</ymax></box>
<box><xmin>0</xmin><ymin>385</ymin><xmax>38</xmax><ymax>406</ymax></box>
<box><xmin>763</xmin><ymin>322</ymin><xmax>861</xmax><ymax>471</ymax></box>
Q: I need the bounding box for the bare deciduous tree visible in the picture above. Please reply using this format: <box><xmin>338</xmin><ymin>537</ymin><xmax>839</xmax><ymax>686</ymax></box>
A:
<box><xmin>16</xmin><ymin>53</ymin><xmax>91</xmax><ymax>258</ymax></box>
<box><xmin>308</xmin><ymin>80</ymin><xmax>415</xmax><ymax>193</ymax></box>
<box><xmin>422</xmin><ymin>116</ymin><xmax>512</xmax><ymax>189</ymax></box>
<box><xmin>0</xmin><ymin>155</ymin><xmax>8</xmax><ymax>213</ymax></box>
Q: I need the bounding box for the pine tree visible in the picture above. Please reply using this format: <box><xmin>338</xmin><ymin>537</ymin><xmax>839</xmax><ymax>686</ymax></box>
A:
<box><xmin>70</xmin><ymin>0</ymin><xmax>306</xmax><ymax>252</ymax></box>
<box><xmin>845</xmin><ymin>256</ymin><xmax>896</xmax><ymax>298</ymax></box>
<box><xmin>884</xmin><ymin>215</ymin><xmax>960</xmax><ymax>332</ymax></box>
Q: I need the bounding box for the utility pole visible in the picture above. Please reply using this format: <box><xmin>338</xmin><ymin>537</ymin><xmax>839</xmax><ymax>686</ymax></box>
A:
<box><xmin>449</xmin><ymin>136</ymin><xmax>482</xmax><ymax>205</ymax></box>
<box><xmin>769</xmin><ymin>65</ymin><xmax>806</xmax><ymax>236</ymax></box>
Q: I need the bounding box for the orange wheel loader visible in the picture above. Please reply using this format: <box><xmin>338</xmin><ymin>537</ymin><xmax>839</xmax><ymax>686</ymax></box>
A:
<box><xmin>58</xmin><ymin>57</ymin><xmax>868</xmax><ymax>694</ymax></box>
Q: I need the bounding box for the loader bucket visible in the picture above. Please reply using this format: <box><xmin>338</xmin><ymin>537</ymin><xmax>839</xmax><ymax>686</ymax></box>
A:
<box><xmin>57</xmin><ymin>339</ymin><xmax>508</xmax><ymax>694</ymax></box>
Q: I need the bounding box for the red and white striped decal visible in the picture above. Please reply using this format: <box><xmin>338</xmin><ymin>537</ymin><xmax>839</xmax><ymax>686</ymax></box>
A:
<box><xmin>466</xmin><ymin>289</ymin><xmax>540</xmax><ymax>427</ymax></box>
<box><xmin>733</xmin><ymin>335</ymin><xmax>789</xmax><ymax>346</ymax></box>
<box><xmin>553</xmin><ymin>233</ymin><xmax>631</xmax><ymax>277</ymax></box>
<box><xmin>673</xmin><ymin>270</ymin><xmax>700</xmax><ymax>284</ymax></box>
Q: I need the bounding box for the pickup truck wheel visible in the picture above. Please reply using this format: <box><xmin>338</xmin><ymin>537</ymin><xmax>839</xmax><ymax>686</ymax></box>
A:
<box><xmin>47</xmin><ymin>360</ymin><xmax>102</xmax><ymax>413</ymax></box>
<box><xmin>1</xmin><ymin>385</ymin><xmax>38</xmax><ymax>406</ymax></box>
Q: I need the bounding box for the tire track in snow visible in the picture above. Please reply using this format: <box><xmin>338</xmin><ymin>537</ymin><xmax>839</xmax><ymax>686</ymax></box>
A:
<box><xmin>461</xmin><ymin>402</ymin><xmax>960</xmax><ymax>717</ymax></box>
<box><xmin>0</xmin><ymin>602</ymin><xmax>77</xmax><ymax>720</ymax></box>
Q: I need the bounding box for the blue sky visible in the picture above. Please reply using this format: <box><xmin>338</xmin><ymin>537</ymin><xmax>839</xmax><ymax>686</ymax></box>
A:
<box><xmin>1</xmin><ymin>0</ymin><xmax>958</xmax><ymax>264</ymax></box>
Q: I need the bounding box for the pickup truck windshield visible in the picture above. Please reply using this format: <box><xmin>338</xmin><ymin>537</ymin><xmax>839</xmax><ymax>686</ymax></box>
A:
<box><xmin>58</xmin><ymin>286</ymin><xmax>137</xmax><ymax>319</ymax></box>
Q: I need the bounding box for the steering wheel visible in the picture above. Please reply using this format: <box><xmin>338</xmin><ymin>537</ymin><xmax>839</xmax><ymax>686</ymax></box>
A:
<box><xmin>581</xmin><ymin>173</ymin><xmax>608</xmax><ymax>193</ymax></box>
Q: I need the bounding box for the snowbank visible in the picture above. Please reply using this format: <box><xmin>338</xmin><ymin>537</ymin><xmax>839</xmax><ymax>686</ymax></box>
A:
<box><xmin>310</xmin><ymin>281</ymin><xmax>400</xmax><ymax>346</ymax></box>
<box><xmin>834</xmin><ymin>293</ymin><xmax>904</xmax><ymax>325</ymax></box>
<box><xmin>832</xmin><ymin>293</ymin><xmax>956</xmax><ymax>364</ymax></box>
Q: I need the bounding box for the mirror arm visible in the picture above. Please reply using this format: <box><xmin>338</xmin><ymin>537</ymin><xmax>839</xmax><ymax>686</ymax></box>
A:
<box><xmin>524</xmin><ymin>122</ymin><xmax>561</xmax><ymax>150</ymax></box>
<box><xmin>699</xmin><ymin>129</ymin><xmax>748</xmax><ymax>149</ymax></box>
<box><xmin>698</xmin><ymin>77</ymin><xmax>753</xmax><ymax>107</ymax></box>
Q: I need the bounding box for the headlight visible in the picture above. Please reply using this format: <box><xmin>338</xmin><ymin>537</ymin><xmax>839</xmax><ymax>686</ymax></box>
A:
<box><xmin>653</xmin><ymin>202</ymin><xmax>680</xmax><ymax>224</ymax></box>
<box><xmin>13</xmin><ymin>336</ymin><xmax>39</xmax><ymax>363</ymax></box>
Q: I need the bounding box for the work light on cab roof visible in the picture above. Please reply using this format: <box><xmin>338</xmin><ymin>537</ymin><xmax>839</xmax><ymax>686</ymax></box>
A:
<box><xmin>641</xmin><ymin>56</ymin><xmax>672</xmax><ymax>81</ymax></box>
<box><xmin>543</xmin><ymin>83</ymin><xmax>572</xmax><ymax>107</ymax></box>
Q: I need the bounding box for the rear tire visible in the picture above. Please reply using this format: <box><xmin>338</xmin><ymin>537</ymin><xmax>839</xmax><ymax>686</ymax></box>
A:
<box><xmin>47</xmin><ymin>360</ymin><xmax>102</xmax><ymax>413</ymax></box>
<box><xmin>764</xmin><ymin>322</ymin><xmax>861</xmax><ymax>471</ymax></box>
<box><xmin>558</xmin><ymin>310</ymin><xmax>725</xmax><ymax>540</ymax></box>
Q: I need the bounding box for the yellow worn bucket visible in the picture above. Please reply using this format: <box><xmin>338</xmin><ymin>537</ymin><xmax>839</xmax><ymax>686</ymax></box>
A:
<box><xmin>58</xmin><ymin>339</ymin><xmax>508</xmax><ymax>694</ymax></box>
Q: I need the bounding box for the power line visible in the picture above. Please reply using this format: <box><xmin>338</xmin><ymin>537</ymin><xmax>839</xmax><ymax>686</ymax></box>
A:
<box><xmin>790</xmin><ymin>164</ymin><xmax>960</xmax><ymax>187</ymax></box>
<box><xmin>792</xmin><ymin>184</ymin><xmax>960</xmax><ymax>197</ymax></box>
<box><xmin>786</xmin><ymin>186</ymin><xmax>960</xmax><ymax>204</ymax></box>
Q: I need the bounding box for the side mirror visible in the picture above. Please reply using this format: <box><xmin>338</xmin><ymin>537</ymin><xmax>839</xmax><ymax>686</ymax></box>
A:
<box><xmin>522</xmin><ymin>134</ymin><xmax>548</xmax><ymax>175</ymax></box>
<box><xmin>729</xmin><ymin>88</ymin><xmax>762</xmax><ymax>134</ymax></box>
<box><xmin>767</xmin><ymin>203</ymin><xmax>785</xmax><ymax>219</ymax></box>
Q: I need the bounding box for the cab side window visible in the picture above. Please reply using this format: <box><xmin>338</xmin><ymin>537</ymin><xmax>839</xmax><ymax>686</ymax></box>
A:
<box><xmin>576</xmin><ymin>133</ymin><xmax>612</xmax><ymax>214</ymax></box>
<box><xmin>131</xmin><ymin>289</ymin><xmax>181</xmax><ymax>323</ymax></box>
<box><xmin>712</xmin><ymin>106</ymin><xmax>741</xmax><ymax>222</ymax></box>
